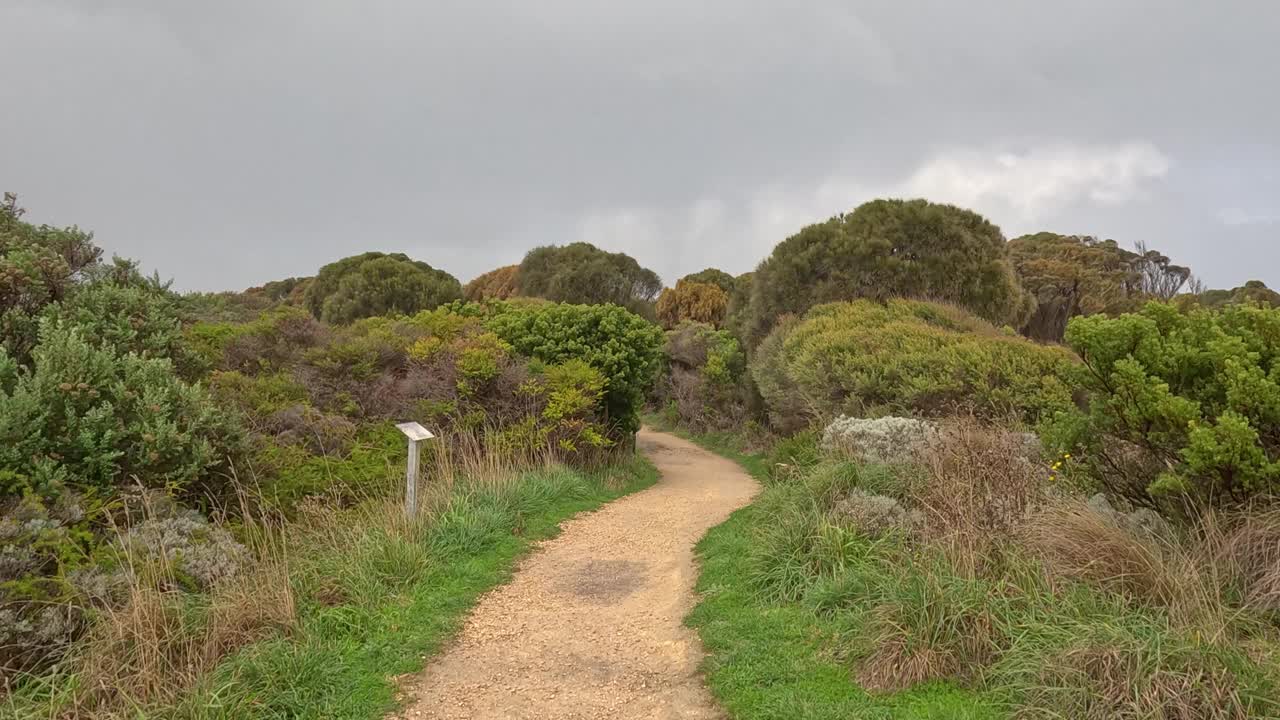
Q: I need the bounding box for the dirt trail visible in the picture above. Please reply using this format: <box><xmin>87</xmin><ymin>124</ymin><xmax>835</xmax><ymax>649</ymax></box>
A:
<box><xmin>392</xmin><ymin>428</ymin><xmax>759</xmax><ymax>720</ymax></box>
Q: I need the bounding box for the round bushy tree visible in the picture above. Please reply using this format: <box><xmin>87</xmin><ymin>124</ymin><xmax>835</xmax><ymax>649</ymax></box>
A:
<box><xmin>486</xmin><ymin>302</ymin><xmax>664</xmax><ymax>436</ymax></box>
<box><xmin>463</xmin><ymin>264</ymin><xmax>520</xmax><ymax>301</ymax></box>
<box><xmin>516</xmin><ymin>242</ymin><xmax>661</xmax><ymax>312</ymax></box>
<box><xmin>655</xmin><ymin>280</ymin><xmax>729</xmax><ymax>329</ymax></box>
<box><xmin>679</xmin><ymin>268</ymin><xmax>735</xmax><ymax>293</ymax></box>
<box><xmin>745</xmin><ymin>199</ymin><xmax>1032</xmax><ymax>347</ymax></box>
<box><xmin>1184</xmin><ymin>280</ymin><xmax>1280</xmax><ymax>310</ymax></box>
<box><xmin>750</xmin><ymin>298</ymin><xmax>1075</xmax><ymax>433</ymax></box>
<box><xmin>305</xmin><ymin>252</ymin><xmax>461</xmax><ymax>324</ymax></box>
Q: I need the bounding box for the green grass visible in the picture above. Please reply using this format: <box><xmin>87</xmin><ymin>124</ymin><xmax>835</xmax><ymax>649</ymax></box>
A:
<box><xmin>653</xmin><ymin>414</ymin><xmax>1003</xmax><ymax>719</ymax></box>
<box><xmin>9</xmin><ymin>458</ymin><xmax>658</xmax><ymax>720</ymax></box>
<box><xmin>181</xmin><ymin>460</ymin><xmax>657</xmax><ymax>719</ymax></box>
<box><xmin>688</xmin><ymin>504</ymin><xmax>1002</xmax><ymax>720</ymax></box>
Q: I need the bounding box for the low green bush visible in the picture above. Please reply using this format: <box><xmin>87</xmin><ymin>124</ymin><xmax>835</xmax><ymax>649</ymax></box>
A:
<box><xmin>1049</xmin><ymin>301</ymin><xmax>1280</xmax><ymax>512</ymax></box>
<box><xmin>751</xmin><ymin>299</ymin><xmax>1076</xmax><ymax>432</ymax></box>
<box><xmin>654</xmin><ymin>322</ymin><xmax>748</xmax><ymax>431</ymax></box>
<box><xmin>0</xmin><ymin>321</ymin><xmax>243</xmax><ymax>500</ymax></box>
<box><xmin>486</xmin><ymin>301</ymin><xmax>664</xmax><ymax>436</ymax></box>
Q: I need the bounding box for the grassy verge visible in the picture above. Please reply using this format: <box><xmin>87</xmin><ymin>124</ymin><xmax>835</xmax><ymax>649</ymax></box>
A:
<box><xmin>667</xmin><ymin>416</ymin><xmax>1280</xmax><ymax>719</ymax></box>
<box><xmin>9</xmin><ymin>457</ymin><xmax>658</xmax><ymax>719</ymax></box>
<box><xmin>690</xmin><ymin>506</ymin><xmax>1001</xmax><ymax>720</ymax></box>
<box><xmin>672</xmin><ymin>438</ymin><xmax>1000</xmax><ymax>718</ymax></box>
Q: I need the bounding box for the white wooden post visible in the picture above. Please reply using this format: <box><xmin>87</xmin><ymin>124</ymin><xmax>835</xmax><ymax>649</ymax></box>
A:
<box><xmin>396</xmin><ymin>422</ymin><xmax>435</xmax><ymax>519</ymax></box>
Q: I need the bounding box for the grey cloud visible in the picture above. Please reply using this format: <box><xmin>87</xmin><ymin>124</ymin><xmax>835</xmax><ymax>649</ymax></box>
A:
<box><xmin>2</xmin><ymin>0</ymin><xmax>1277</xmax><ymax>291</ymax></box>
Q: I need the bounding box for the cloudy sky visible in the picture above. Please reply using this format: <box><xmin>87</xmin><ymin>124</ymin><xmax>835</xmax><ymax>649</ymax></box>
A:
<box><xmin>3</xmin><ymin>1</ymin><xmax>1277</xmax><ymax>291</ymax></box>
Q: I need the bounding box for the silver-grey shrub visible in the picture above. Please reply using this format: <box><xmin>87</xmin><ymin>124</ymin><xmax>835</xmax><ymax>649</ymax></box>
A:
<box><xmin>821</xmin><ymin>415</ymin><xmax>938</xmax><ymax>465</ymax></box>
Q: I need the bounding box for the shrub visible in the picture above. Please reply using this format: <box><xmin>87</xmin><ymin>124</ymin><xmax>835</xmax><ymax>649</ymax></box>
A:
<box><xmin>486</xmin><ymin>301</ymin><xmax>663</xmax><ymax>436</ymax></box>
<box><xmin>1186</xmin><ymin>280</ymin><xmax>1280</xmax><ymax>310</ymax></box>
<box><xmin>0</xmin><ymin>193</ymin><xmax>103</xmax><ymax>359</ymax></box>
<box><xmin>914</xmin><ymin>418</ymin><xmax>1047</xmax><ymax>574</ymax></box>
<box><xmin>1049</xmin><ymin>301</ymin><xmax>1280</xmax><ymax>512</ymax></box>
<box><xmin>829</xmin><ymin>488</ymin><xmax>920</xmax><ymax>539</ymax></box>
<box><xmin>654</xmin><ymin>322</ymin><xmax>747</xmax><ymax>430</ymax></box>
<box><xmin>463</xmin><ymin>264</ymin><xmax>520</xmax><ymax>301</ymax></box>
<box><xmin>515</xmin><ymin>242</ymin><xmax>661</xmax><ymax>313</ymax></box>
<box><xmin>53</xmin><ymin>281</ymin><xmax>198</xmax><ymax>375</ymax></box>
<box><xmin>655</xmin><ymin>280</ymin><xmax>729</xmax><ymax>329</ymax></box>
<box><xmin>115</xmin><ymin>511</ymin><xmax>250</xmax><ymax>592</ymax></box>
<box><xmin>679</xmin><ymin>267</ymin><xmax>735</xmax><ymax>293</ymax></box>
<box><xmin>821</xmin><ymin>415</ymin><xmax>938</xmax><ymax>465</ymax></box>
<box><xmin>0</xmin><ymin>321</ymin><xmax>243</xmax><ymax>500</ymax></box>
<box><xmin>751</xmin><ymin>299</ymin><xmax>1076</xmax><ymax>432</ymax></box>
<box><xmin>0</xmin><ymin>490</ymin><xmax>94</xmax><ymax>677</ymax></box>
<box><xmin>744</xmin><ymin>198</ymin><xmax>1032</xmax><ymax>347</ymax></box>
<box><xmin>304</xmin><ymin>252</ymin><xmax>462</xmax><ymax>324</ymax></box>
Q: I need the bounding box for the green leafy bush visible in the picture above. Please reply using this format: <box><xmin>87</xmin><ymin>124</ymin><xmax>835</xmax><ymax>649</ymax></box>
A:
<box><xmin>0</xmin><ymin>193</ymin><xmax>103</xmax><ymax>360</ymax></box>
<box><xmin>515</xmin><ymin>242</ymin><xmax>661</xmax><ymax>314</ymax></box>
<box><xmin>743</xmin><ymin>198</ymin><xmax>1033</xmax><ymax>347</ymax></box>
<box><xmin>0</xmin><ymin>321</ymin><xmax>243</xmax><ymax>499</ymax></box>
<box><xmin>486</xmin><ymin>301</ymin><xmax>664</xmax><ymax>436</ymax></box>
<box><xmin>751</xmin><ymin>299</ymin><xmax>1075</xmax><ymax>432</ymax></box>
<box><xmin>54</xmin><ymin>281</ymin><xmax>203</xmax><ymax>378</ymax></box>
<box><xmin>655</xmin><ymin>322</ymin><xmax>748</xmax><ymax>430</ymax></box>
<box><xmin>304</xmin><ymin>252</ymin><xmax>461</xmax><ymax>324</ymax></box>
<box><xmin>679</xmin><ymin>267</ymin><xmax>735</xmax><ymax>293</ymax></box>
<box><xmin>1049</xmin><ymin>301</ymin><xmax>1280</xmax><ymax>512</ymax></box>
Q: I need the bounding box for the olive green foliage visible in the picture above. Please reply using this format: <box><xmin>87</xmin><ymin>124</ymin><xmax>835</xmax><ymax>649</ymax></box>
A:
<box><xmin>745</xmin><ymin>199</ymin><xmax>1032</xmax><ymax>347</ymax></box>
<box><xmin>304</xmin><ymin>252</ymin><xmax>462</xmax><ymax>325</ymax></box>
<box><xmin>723</xmin><ymin>271</ymin><xmax>754</xmax><ymax>342</ymax></box>
<box><xmin>0</xmin><ymin>193</ymin><xmax>103</xmax><ymax>359</ymax></box>
<box><xmin>656</xmin><ymin>322</ymin><xmax>748</xmax><ymax>430</ymax></box>
<box><xmin>655</xmin><ymin>279</ymin><xmax>729</xmax><ymax>329</ymax></box>
<box><xmin>1049</xmin><ymin>302</ymin><xmax>1280</xmax><ymax>512</ymax></box>
<box><xmin>463</xmin><ymin>264</ymin><xmax>520</xmax><ymax>301</ymax></box>
<box><xmin>1009</xmin><ymin>233</ymin><xmax>1198</xmax><ymax>341</ymax></box>
<box><xmin>0</xmin><ymin>321</ymin><xmax>242</xmax><ymax>500</ymax></box>
<box><xmin>515</xmin><ymin>242</ymin><xmax>662</xmax><ymax>313</ymax></box>
<box><xmin>182</xmin><ymin>276</ymin><xmax>312</xmax><ymax>325</ymax></box>
<box><xmin>679</xmin><ymin>267</ymin><xmax>735</xmax><ymax>293</ymax></box>
<box><xmin>1184</xmin><ymin>280</ymin><xmax>1280</xmax><ymax>310</ymax></box>
<box><xmin>486</xmin><ymin>301</ymin><xmax>664</xmax><ymax>436</ymax></box>
<box><xmin>1009</xmin><ymin>233</ymin><xmax>1141</xmax><ymax>341</ymax></box>
<box><xmin>751</xmin><ymin>299</ymin><xmax>1075</xmax><ymax>432</ymax></box>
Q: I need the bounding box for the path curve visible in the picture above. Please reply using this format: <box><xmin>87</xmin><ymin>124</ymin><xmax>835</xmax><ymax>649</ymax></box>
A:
<box><xmin>392</xmin><ymin>428</ymin><xmax>759</xmax><ymax>720</ymax></box>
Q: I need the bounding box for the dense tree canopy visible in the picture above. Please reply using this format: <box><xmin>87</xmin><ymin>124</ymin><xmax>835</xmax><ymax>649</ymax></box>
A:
<box><xmin>744</xmin><ymin>199</ymin><xmax>1032</xmax><ymax>347</ymax></box>
<box><xmin>516</xmin><ymin>242</ymin><xmax>661</xmax><ymax>312</ymax></box>
<box><xmin>751</xmin><ymin>299</ymin><xmax>1074</xmax><ymax>432</ymax></box>
<box><xmin>1008</xmin><ymin>233</ymin><xmax>1139</xmax><ymax>341</ymax></box>
<box><xmin>1</xmin><ymin>193</ymin><xmax>103</xmax><ymax>357</ymax></box>
<box><xmin>1009</xmin><ymin>233</ymin><xmax>1198</xmax><ymax>341</ymax></box>
<box><xmin>678</xmin><ymin>268</ymin><xmax>735</xmax><ymax>293</ymax></box>
<box><xmin>655</xmin><ymin>280</ymin><xmax>729</xmax><ymax>329</ymax></box>
<box><xmin>463</xmin><ymin>264</ymin><xmax>520</xmax><ymax>301</ymax></box>
<box><xmin>304</xmin><ymin>252</ymin><xmax>461</xmax><ymax>325</ymax></box>
<box><xmin>1183</xmin><ymin>280</ymin><xmax>1280</xmax><ymax>310</ymax></box>
<box><xmin>1052</xmin><ymin>302</ymin><xmax>1280</xmax><ymax>512</ymax></box>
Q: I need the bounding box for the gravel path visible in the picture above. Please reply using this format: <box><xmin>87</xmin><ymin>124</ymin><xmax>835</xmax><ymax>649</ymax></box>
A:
<box><xmin>392</xmin><ymin>428</ymin><xmax>759</xmax><ymax>720</ymax></box>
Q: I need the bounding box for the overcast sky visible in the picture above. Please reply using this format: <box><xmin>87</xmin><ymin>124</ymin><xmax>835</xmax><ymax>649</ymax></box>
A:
<box><xmin>3</xmin><ymin>1</ymin><xmax>1278</xmax><ymax>292</ymax></box>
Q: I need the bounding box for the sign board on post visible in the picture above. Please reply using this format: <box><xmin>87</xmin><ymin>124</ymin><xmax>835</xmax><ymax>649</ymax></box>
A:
<box><xmin>396</xmin><ymin>422</ymin><xmax>435</xmax><ymax>519</ymax></box>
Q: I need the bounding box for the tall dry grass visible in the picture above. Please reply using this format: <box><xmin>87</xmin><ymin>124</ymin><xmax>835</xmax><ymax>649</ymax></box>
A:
<box><xmin>913</xmin><ymin>416</ymin><xmax>1044</xmax><ymax>576</ymax></box>
<box><xmin>11</xmin><ymin>426</ymin><xmax>568</xmax><ymax>719</ymax></box>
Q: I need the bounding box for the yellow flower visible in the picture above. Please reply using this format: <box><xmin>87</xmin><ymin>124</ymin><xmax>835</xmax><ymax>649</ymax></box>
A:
<box><xmin>1063</xmin><ymin>453</ymin><xmax>1071</xmax><ymax>459</ymax></box>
